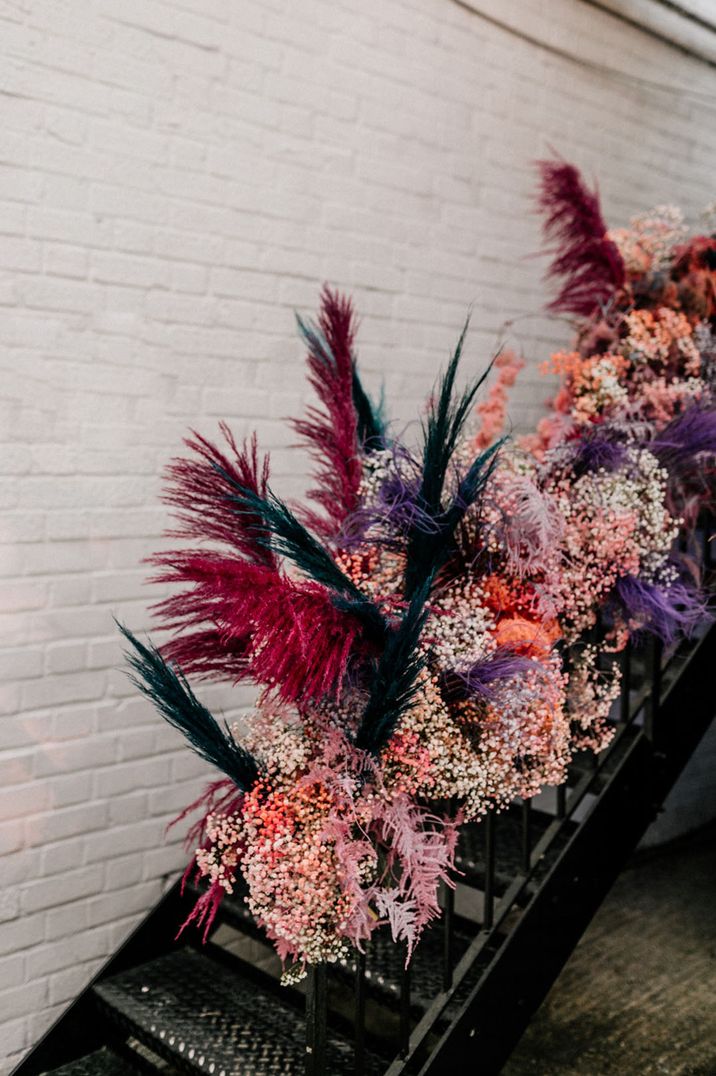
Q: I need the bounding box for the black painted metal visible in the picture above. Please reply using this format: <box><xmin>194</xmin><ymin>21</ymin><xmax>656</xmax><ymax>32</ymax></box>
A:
<box><xmin>306</xmin><ymin>964</ymin><xmax>328</xmax><ymax>1076</ymax></box>
<box><xmin>620</xmin><ymin>641</ymin><xmax>632</xmax><ymax>723</ymax></box>
<box><xmin>441</xmin><ymin>881</ymin><xmax>455</xmax><ymax>991</ymax></box>
<box><xmin>482</xmin><ymin>812</ymin><xmax>496</xmax><ymax>930</ymax></box>
<box><xmin>520</xmin><ymin>799</ymin><xmax>531</xmax><ymax>873</ymax></box>
<box><xmin>354</xmin><ymin>949</ymin><xmax>367</xmax><ymax>1075</ymax></box>
<box><xmin>12</xmin><ymin>880</ymin><xmax>195</xmax><ymax>1076</ymax></box>
<box><xmin>399</xmin><ymin>948</ymin><xmax>411</xmax><ymax>1058</ymax></box>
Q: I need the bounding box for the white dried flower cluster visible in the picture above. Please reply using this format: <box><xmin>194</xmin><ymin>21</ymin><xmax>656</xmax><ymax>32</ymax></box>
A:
<box><xmin>428</xmin><ymin>578</ymin><xmax>496</xmax><ymax>671</ymax></box>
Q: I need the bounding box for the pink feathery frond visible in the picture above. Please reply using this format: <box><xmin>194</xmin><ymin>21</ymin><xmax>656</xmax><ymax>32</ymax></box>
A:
<box><xmin>151</xmin><ymin>551</ymin><xmax>373</xmax><ymax>703</ymax></box>
<box><xmin>538</xmin><ymin>159</ymin><xmax>625</xmax><ymax>317</ymax></box>
<box><xmin>177</xmin><ymin>878</ymin><xmax>225</xmax><ymax>943</ymax></box>
<box><xmin>372</xmin><ymin>796</ymin><xmax>459</xmax><ymax>962</ymax></box>
<box><xmin>292</xmin><ymin>285</ymin><xmax>363</xmax><ymax>539</ymax></box>
<box><xmin>164</xmin><ymin>425</ymin><xmax>276</xmax><ymax>568</ymax></box>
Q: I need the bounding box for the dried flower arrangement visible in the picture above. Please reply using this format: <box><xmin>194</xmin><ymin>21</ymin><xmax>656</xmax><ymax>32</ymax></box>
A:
<box><xmin>120</xmin><ymin>161</ymin><xmax>716</xmax><ymax>982</ymax></box>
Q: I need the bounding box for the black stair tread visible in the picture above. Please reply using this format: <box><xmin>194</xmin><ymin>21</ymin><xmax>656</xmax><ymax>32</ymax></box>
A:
<box><xmin>41</xmin><ymin>1049</ymin><xmax>140</xmax><ymax>1076</ymax></box>
<box><xmin>92</xmin><ymin>947</ymin><xmax>380</xmax><ymax>1076</ymax></box>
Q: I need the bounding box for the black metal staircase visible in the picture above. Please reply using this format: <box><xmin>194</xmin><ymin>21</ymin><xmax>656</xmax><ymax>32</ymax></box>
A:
<box><xmin>12</xmin><ymin>561</ymin><xmax>715</xmax><ymax>1076</ymax></box>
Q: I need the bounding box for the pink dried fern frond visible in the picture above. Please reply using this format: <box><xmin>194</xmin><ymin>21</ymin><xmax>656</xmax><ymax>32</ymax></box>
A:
<box><xmin>373</xmin><ymin>795</ymin><xmax>459</xmax><ymax>962</ymax></box>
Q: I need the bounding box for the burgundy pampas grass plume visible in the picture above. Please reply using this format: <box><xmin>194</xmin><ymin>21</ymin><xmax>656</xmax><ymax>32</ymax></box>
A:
<box><xmin>151</xmin><ymin>551</ymin><xmax>375</xmax><ymax>704</ymax></box>
<box><xmin>164</xmin><ymin>426</ymin><xmax>276</xmax><ymax>568</ymax></box>
<box><xmin>538</xmin><ymin>159</ymin><xmax>625</xmax><ymax>317</ymax></box>
<box><xmin>293</xmin><ymin>285</ymin><xmax>363</xmax><ymax>540</ymax></box>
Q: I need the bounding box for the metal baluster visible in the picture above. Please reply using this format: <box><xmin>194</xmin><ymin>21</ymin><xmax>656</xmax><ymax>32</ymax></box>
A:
<box><xmin>354</xmin><ymin>949</ymin><xmax>366</xmax><ymax>1076</ymax></box>
<box><xmin>521</xmin><ymin>798</ymin><xmax>531</xmax><ymax>873</ymax></box>
<box><xmin>644</xmin><ymin>635</ymin><xmax>663</xmax><ymax>743</ymax></box>
<box><xmin>442</xmin><ymin>880</ymin><xmax>455</xmax><ymax>991</ymax></box>
<box><xmin>483</xmin><ymin>811</ymin><xmax>496</xmax><ymax>931</ymax></box>
<box><xmin>556</xmin><ymin>783</ymin><xmax>567</xmax><ymax>820</ymax></box>
<box><xmin>305</xmin><ymin>964</ymin><xmax>327</xmax><ymax>1076</ymax></box>
<box><xmin>620</xmin><ymin>641</ymin><xmax>632</xmax><ymax>724</ymax></box>
<box><xmin>399</xmin><ymin>945</ymin><xmax>411</xmax><ymax>1058</ymax></box>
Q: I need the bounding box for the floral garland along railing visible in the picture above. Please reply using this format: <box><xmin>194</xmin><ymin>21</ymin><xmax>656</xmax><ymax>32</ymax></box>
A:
<box><xmin>120</xmin><ymin>159</ymin><xmax>716</xmax><ymax>985</ymax></box>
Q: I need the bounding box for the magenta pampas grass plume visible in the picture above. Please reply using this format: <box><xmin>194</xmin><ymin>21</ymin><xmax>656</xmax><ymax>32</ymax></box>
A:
<box><xmin>538</xmin><ymin>159</ymin><xmax>625</xmax><ymax>317</ymax></box>
<box><xmin>164</xmin><ymin>426</ymin><xmax>276</xmax><ymax>568</ymax></box>
<box><xmin>151</xmin><ymin>551</ymin><xmax>374</xmax><ymax>704</ymax></box>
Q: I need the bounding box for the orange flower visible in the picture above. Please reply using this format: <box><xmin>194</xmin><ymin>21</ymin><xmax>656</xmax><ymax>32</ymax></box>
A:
<box><xmin>494</xmin><ymin>615</ymin><xmax>559</xmax><ymax>657</ymax></box>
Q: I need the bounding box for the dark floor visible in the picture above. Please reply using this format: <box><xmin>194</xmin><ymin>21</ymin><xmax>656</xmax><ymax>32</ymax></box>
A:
<box><xmin>502</xmin><ymin>826</ymin><xmax>716</xmax><ymax>1076</ymax></box>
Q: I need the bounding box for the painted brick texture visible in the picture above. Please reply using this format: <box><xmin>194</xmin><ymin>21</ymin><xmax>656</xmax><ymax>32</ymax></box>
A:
<box><xmin>1</xmin><ymin>0</ymin><xmax>714</xmax><ymax>1067</ymax></box>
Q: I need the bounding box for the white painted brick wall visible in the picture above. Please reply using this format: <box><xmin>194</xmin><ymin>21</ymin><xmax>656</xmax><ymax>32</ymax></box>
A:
<box><xmin>1</xmin><ymin>0</ymin><xmax>715</xmax><ymax>1066</ymax></box>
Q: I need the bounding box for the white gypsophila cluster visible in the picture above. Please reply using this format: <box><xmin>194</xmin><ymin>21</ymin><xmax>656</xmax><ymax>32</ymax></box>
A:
<box><xmin>628</xmin><ymin>449</ymin><xmax>681</xmax><ymax>573</ymax></box>
<box><xmin>238</xmin><ymin>704</ymin><xmax>310</xmax><ymax>779</ymax></box>
<box><xmin>357</xmin><ymin>447</ymin><xmax>395</xmax><ymax>507</ymax></box>
<box><xmin>429</xmin><ymin>579</ymin><xmax>496</xmax><ymax>672</ymax></box>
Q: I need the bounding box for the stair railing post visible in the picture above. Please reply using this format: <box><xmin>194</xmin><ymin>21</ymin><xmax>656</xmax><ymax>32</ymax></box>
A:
<box><xmin>305</xmin><ymin>963</ymin><xmax>327</xmax><ymax>1076</ymax></box>
<box><xmin>442</xmin><ymin>878</ymin><xmax>455</xmax><ymax>991</ymax></box>
<box><xmin>644</xmin><ymin>635</ymin><xmax>663</xmax><ymax>748</ymax></box>
<box><xmin>483</xmin><ymin>810</ymin><xmax>496</xmax><ymax>930</ymax></box>
<box><xmin>619</xmin><ymin>640</ymin><xmax>632</xmax><ymax>724</ymax></box>
<box><xmin>354</xmin><ymin>947</ymin><xmax>367</xmax><ymax>1075</ymax></box>
<box><xmin>399</xmin><ymin>943</ymin><xmax>412</xmax><ymax>1058</ymax></box>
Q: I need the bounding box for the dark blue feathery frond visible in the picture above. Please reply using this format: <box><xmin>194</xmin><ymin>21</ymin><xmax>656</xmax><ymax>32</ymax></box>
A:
<box><xmin>404</xmin><ymin>323</ymin><xmax>499</xmax><ymax>596</ymax></box>
<box><xmin>351</xmin><ymin>364</ymin><xmax>387</xmax><ymax>450</ymax></box>
<box><xmin>354</xmin><ymin>576</ymin><xmax>433</xmax><ymax>756</ymax></box>
<box><xmin>118</xmin><ymin>623</ymin><xmax>260</xmax><ymax>791</ymax></box>
<box><xmin>216</xmin><ymin>473</ymin><xmax>387</xmax><ymax>641</ymax></box>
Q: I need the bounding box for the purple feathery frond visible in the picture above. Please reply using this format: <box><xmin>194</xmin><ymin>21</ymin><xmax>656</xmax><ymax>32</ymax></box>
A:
<box><xmin>340</xmin><ymin>443</ymin><xmax>439</xmax><ymax>550</ymax></box>
<box><xmin>613</xmin><ymin>572</ymin><xmax>708</xmax><ymax>644</ymax></box>
<box><xmin>572</xmin><ymin>432</ymin><xmax>628</xmax><ymax>476</ymax></box>
<box><xmin>537</xmin><ymin>159</ymin><xmax>625</xmax><ymax>317</ymax></box>
<box><xmin>650</xmin><ymin>403</ymin><xmax>716</xmax><ymax>476</ymax></box>
<box><xmin>442</xmin><ymin>648</ymin><xmax>539</xmax><ymax>703</ymax></box>
<box><xmin>372</xmin><ymin>448</ymin><xmax>440</xmax><ymax>537</ymax></box>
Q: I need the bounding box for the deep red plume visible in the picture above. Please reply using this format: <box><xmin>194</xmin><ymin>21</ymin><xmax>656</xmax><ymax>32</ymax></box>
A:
<box><xmin>164</xmin><ymin>426</ymin><xmax>276</xmax><ymax>568</ymax></box>
<box><xmin>292</xmin><ymin>285</ymin><xmax>362</xmax><ymax>539</ymax></box>
<box><xmin>151</xmin><ymin>552</ymin><xmax>373</xmax><ymax>703</ymax></box>
<box><xmin>537</xmin><ymin>160</ymin><xmax>625</xmax><ymax>317</ymax></box>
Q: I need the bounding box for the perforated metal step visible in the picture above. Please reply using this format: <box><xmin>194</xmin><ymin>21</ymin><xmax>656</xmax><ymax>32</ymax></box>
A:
<box><xmin>93</xmin><ymin>947</ymin><xmax>380</xmax><ymax>1076</ymax></box>
<box><xmin>41</xmin><ymin>1049</ymin><xmax>140</xmax><ymax>1076</ymax></box>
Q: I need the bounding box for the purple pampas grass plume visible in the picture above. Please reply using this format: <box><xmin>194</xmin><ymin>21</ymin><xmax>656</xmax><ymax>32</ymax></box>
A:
<box><xmin>613</xmin><ymin>572</ymin><xmax>709</xmax><ymax>645</ymax></box>
<box><xmin>572</xmin><ymin>432</ymin><xmax>628</xmax><ymax>476</ymax></box>
<box><xmin>441</xmin><ymin>648</ymin><xmax>540</xmax><ymax>703</ymax></box>
<box><xmin>650</xmin><ymin>403</ymin><xmax>716</xmax><ymax>476</ymax></box>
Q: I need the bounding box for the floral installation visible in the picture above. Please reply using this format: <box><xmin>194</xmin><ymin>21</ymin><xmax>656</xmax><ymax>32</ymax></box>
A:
<box><xmin>118</xmin><ymin>161</ymin><xmax>714</xmax><ymax>982</ymax></box>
